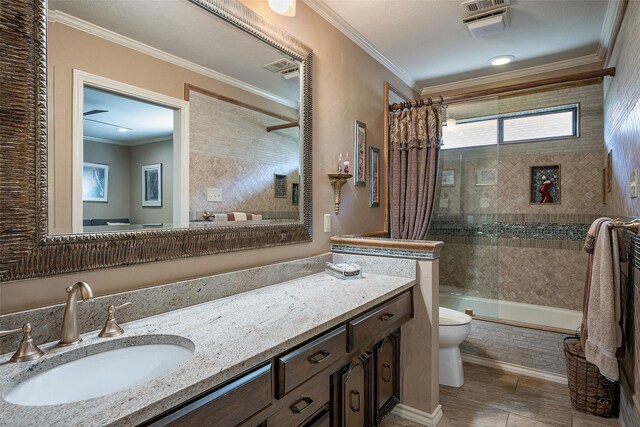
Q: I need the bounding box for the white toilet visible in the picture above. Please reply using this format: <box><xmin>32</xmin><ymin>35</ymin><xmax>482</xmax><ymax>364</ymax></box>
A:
<box><xmin>439</xmin><ymin>307</ymin><xmax>472</xmax><ymax>387</ymax></box>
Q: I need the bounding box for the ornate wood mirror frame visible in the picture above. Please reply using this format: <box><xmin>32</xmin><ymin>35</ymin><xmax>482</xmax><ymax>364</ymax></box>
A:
<box><xmin>0</xmin><ymin>0</ymin><xmax>313</xmax><ymax>281</ymax></box>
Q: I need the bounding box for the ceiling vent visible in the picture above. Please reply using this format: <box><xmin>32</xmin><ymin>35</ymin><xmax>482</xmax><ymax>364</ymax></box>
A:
<box><xmin>264</xmin><ymin>58</ymin><xmax>298</xmax><ymax>73</ymax></box>
<box><xmin>461</xmin><ymin>0</ymin><xmax>510</xmax><ymax>14</ymax></box>
<box><xmin>463</xmin><ymin>7</ymin><xmax>509</xmax><ymax>38</ymax></box>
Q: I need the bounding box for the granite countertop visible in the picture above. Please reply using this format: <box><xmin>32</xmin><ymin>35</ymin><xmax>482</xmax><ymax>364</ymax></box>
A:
<box><xmin>0</xmin><ymin>271</ymin><xmax>416</xmax><ymax>426</ymax></box>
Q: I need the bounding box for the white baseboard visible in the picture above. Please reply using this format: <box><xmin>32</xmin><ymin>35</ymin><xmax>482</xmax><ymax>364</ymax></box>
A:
<box><xmin>461</xmin><ymin>353</ymin><xmax>568</xmax><ymax>384</ymax></box>
<box><xmin>391</xmin><ymin>404</ymin><xmax>443</xmax><ymax>426</ymax></box>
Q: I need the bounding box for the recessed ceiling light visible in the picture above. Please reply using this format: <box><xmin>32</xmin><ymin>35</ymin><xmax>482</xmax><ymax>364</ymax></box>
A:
<box><xmin>116</xmin><ymin>128</ymin><xmax>128</xmax><ymax>133</ymax></box>
<box><xmin>268</xmin><ymin>0</ymin><xmax>296</xmax><ymax>16</ymax></box>
<box><xmin>490</xmin><ymin>55</ymin><xmax>515</xmax><ymax>66</ymax></box>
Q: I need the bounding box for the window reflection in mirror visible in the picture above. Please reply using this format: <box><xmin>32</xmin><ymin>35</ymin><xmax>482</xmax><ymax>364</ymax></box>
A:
<box><xmin>47</xmin><ymin>0</ymin><xmax>302</xmax><ymax>235</ymax></box>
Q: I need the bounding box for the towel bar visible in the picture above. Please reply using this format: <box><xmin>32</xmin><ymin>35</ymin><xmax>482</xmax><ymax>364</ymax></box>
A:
<box><xmin>608</xmin><ymin>218</ymin><xmax>640</xmax><ymax>233</ymax></box>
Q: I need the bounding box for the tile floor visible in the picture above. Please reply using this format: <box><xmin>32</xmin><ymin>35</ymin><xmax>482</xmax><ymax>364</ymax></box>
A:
<box><xmin>381</xmin><ymin>363</ymin><xmax>620</xmax><ymax>427</ymax></box>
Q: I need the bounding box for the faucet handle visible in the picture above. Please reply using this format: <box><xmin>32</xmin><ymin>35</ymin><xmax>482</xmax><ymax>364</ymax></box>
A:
<box><xmin>0</xmin><ymin>323</ymin><xmax>45</xmax><ymax>363</ymax></box>
<box><xmin>99</xmin><ymin>302</ymin><xmax>132</xmax><ymax>338</ymax></box>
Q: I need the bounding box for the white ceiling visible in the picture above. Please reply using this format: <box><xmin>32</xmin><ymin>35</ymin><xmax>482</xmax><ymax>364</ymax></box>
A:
<box><xmin>83</xmin><ymin>86</ymin><xmax>175</xmax><ymax>144</ymax></box>
<box><xmin>314</xmin><ymin>0</ymin><xmax>611</xmax><ymax>92</ymax></box>
<box><xmin>49</xmin><ymin>0</ymin><xmax>300</xmax><ymax>106</ymax></box>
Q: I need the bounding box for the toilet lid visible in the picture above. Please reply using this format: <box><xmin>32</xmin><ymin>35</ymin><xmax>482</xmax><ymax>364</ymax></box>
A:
<box><xmin>439</xmin><ymin>307</ymin><xmax>472</xmax><ymax>326</ymax></box>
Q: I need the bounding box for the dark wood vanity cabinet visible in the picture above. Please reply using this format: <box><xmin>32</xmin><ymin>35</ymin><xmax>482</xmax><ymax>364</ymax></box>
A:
<box><xmin>141</xmin><ymin>289</ymin><xmax>412</xmax><ymax>427</ymax></box>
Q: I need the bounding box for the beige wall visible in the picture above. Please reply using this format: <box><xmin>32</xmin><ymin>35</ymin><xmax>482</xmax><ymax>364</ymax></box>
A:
<box><xmin>602</xmin><ymin>1</ymin><xmax>640</xmax><ymax>422</ymax></box>
<box><xmin>2</xmin><ymin>1</ymin><xmax>416</xmax><ymax>313</ymax></box>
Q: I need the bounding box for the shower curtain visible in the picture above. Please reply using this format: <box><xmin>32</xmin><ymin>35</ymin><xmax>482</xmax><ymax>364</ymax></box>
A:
<box><xmin>389</xmin><ymin>104</ymin><xmax>442</xmax><ymax>240</ymax></box>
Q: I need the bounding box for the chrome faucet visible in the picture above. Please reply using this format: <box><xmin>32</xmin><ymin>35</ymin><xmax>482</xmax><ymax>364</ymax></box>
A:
<box><xmin>59</xmin><ymin>281</ymin><xmax>94</xmax><ymax>346</ymax></box>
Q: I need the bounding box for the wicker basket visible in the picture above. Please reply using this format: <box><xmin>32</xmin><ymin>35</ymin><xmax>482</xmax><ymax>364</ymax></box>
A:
<box><xmin>564</xmin><ymin>337</ymin><xmax>618</xmax><ymax>417</ymax></box>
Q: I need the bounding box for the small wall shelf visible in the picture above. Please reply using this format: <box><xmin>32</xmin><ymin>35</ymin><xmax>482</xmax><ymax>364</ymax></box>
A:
<box><xmin>328</xmin><ymin>173</ymin><xmax>352</xmax><ymax>214</ymax></box>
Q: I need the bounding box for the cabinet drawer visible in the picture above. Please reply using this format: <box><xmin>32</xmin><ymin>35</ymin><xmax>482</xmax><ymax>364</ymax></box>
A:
<box><xmin>348</xmin><ymin>291</ymin><xmax>411</xmax><ymax>351</ymax></box>
<box><xmin>268</xmin><ymin>374</ymin><xmax>329</xmax><ymax>427</ymax></box>
<box><xmin>144</xmin><ymin>363</ymin><xmax>272</xmax><ymax>427</ymax></box>
<box><xmin>277</xmin><ymin>325</ymin><xmax>347</xmax><ymax>397</ymax></box>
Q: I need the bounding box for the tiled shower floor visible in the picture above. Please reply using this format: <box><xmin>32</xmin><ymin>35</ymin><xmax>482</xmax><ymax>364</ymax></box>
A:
<box><xmin>381</xmin><ymin>363</ymin><xmax>619</xmax><ymax>426</ymax></box>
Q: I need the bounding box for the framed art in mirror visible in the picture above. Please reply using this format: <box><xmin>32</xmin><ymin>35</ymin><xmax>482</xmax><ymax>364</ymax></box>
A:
<box><xmin>0</xmin><ymin>0</ymin><xmax>313</xmax><ymax>281</ymax></box>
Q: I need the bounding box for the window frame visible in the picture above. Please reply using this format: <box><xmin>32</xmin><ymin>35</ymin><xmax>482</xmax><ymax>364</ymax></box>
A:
<box><xmin>442</xmin><ymin>103</ymin><xmax>580</xmax><ymax>150</ymax></box>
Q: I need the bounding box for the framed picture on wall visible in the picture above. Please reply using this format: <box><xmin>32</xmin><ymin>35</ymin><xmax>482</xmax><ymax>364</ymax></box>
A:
<box><xmin>274</xmin><ymin>174</ymin><xmax>287</xmax><ymax>198</ymax></box>
<box><xmin>369</xmin><ymin>146</ymin><xmax>380</xmax><ymax>207</ymax></box>
<box><xmin>354</xmin><ymin>120</ymin><xmax>366</xmax><ymax>186</ymax></box>
<box><xmin>441</xmin><ymin>170</ymin><xmax>455</xmax><ymax>186</ymax></box>
<box><xmin>292</xmin><ymin>182</ymin><xmax>299</xmax><ymax>205</ymax></box>
<box><xmin>82</xmin><ymin>162</ymin><xmax>109</xmax><ymax>202</ymax></box>
<box><xmin>530</xmin><ymin>165</ymin><xmax>560</xmax><ymax>204</ymax></box>
<box><xmin>142</xmin><ymin>163</ymin><xmax>162</xmax><ymax>207</ymax></box>
<box><xmin>476</xmin><ymin>168</ymin><xmax>497</xmax><ymax>186</ymax></box>
<box><xmin>606</xmin><ymin>149</ymin><xmax>613</xmax><ymax>192</ymax></box>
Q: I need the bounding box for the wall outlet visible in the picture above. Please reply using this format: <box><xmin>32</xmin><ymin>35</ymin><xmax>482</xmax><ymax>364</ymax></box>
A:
<box><xmin>207</xmin><ymin>188</ymin><xmax>222</xmax><ymax>202</ymax></box>
<box><xmin>323</xmin><ymin>214</ymin><xmax>331</xmax><ymax>233</ymax></box>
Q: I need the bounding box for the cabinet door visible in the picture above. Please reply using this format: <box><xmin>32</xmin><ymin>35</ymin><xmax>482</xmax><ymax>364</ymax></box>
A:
<box><xmin>332</xmin><ymin>353</ymin><xmax>371</xmax><ymax>427</ymax></box>
<box><xmin>374</xmin><ymin>331</ymin><xmax>400</xmax><ymax>424</ymax></box>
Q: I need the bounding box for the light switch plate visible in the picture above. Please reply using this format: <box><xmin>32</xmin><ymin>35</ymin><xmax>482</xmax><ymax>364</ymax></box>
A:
<box><xmin>207</xmin><ymin>188</ymin><xmax>222</xmax><ymax>202</ymax></box>
<box><xmin>324</xmin><ymin>214</ymin><xmax>331</xmax><ymax>233</ymax></box>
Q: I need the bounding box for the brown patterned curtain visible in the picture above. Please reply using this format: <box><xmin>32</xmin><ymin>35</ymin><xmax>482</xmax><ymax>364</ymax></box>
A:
<box><xmin>389</xmin><ymin>105</ymin><xmax>442</xmax><ymax>240</ymax></box>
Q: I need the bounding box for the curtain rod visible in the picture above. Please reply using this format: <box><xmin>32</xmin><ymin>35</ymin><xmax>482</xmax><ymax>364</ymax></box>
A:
<box><xmin>389</xmin><ymin>67</ymin><xmax>616</xmax><ymax>112</ymax></box>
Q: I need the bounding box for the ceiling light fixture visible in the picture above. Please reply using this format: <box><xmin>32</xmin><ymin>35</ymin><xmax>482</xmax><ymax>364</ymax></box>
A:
<box><xmin>268</xmin><ymin>0</ymin><xmax>296</xmax><ymax>16</ymax></box>
<box><xmin>490</xmin><ymin>55</ymin><xmax>515</xmax><ymax>66</ymax></box>
<box><xmin>116</xmin><ymin>128</ymin><xmax>129</xmax><ymax>133</ymax></box>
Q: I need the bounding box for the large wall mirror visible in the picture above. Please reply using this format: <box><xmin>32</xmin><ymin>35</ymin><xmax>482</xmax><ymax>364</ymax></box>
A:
<box><xmin>0</xmin><ymin>0</ymin><xmax>312</xmax><ymax>281</ymax></box>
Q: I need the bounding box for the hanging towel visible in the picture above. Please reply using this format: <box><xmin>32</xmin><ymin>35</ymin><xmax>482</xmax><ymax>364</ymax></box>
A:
<box><xmin>581</xmin><ymin>217</ymin><xmax>626</xmax><ymax>381</ymax></box>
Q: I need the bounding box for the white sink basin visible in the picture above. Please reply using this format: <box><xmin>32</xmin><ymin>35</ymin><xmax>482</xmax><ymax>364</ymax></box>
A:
<box><xmin>4</xmin><ymin>343</ymin><xmax>193</xmax><ymax>406</ymax></box>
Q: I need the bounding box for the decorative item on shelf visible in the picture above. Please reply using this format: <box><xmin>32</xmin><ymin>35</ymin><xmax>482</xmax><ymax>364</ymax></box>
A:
<box><xmin>530</xmin><ymin>165</ymin><xmax>560</xmax><ymax>204</ymax></box>
<box><xmin>328</xmin><ymin>173</ymin><xmax>352</xmax><ymax>214</ymax></box>
<box><xmin>354</xmin><ymin>120</ymin><xmax>366</xmax><ymax>186</ymax></box>
<box><xmin>343</xmin><ymin>152</ymin><xmax>350</xmax><ymax>174</ymax></box>
<box><xmin>337</xmin><ymin>153</ymin><xmax>343</xmax><ymax>173</ymax></box>
<box><xmin>369</xmin><ymin>147</ymin><xmax>380</xmax><ymax>207</ymax></box>
<box><xmin>142</xmin><ymin>163</ymin><xmax>162</xmax><ymax>207</ymax></box>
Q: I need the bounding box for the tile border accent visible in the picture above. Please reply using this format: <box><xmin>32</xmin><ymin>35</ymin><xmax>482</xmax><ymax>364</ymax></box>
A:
<box><xmin>330</xmin><ymin>244</ymin><xmax>440</xmax><ymax>260</ymax></box>
<box><xmin>391</xmin><ymin>403</ymin><xmax>443</xmax><ymax>427</ymax></box>
<box><xmin>461</xmin><ymin>354</ymin><xmax>568</xmax><ymax>384</ymax></box>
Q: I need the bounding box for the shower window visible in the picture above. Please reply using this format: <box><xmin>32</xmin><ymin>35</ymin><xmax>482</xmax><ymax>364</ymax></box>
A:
<box><xmin>442</xmin><ymin>104</ymin><xmax>578</xmax><ymax>149</ymax></box>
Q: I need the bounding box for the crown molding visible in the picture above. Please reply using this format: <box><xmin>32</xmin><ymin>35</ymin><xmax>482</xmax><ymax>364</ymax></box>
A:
<box><xmin>48</xmin><ymin>10</ymin><xmax>299</xmax><ymax>110</ymax></box>
<box><xmin>301</xmin><ymin>0</ymin><xmax>420</xmax><ymax>93</ymax></box>
<box><xmin>420</xmin><ymin>53</ymin><xmax>603</xmax><ymax>96</ymax></box>
<box><xmin>84</xmin><ymin>135</ymin><xmax>173</xmax><ymax>147</ymax></box>
<box><xmin>598</xmin><ymin>0</ymin><xmax>628</xmax><ymax>64</ymax></box>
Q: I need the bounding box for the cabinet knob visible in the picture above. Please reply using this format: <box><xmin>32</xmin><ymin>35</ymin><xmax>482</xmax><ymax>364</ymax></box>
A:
<box><xmin>379</xmin><ymin>313</ymin><xmax>395</xmax><ymax>322</ymax></box>
<box><xmin>308</xmin><ymin>350</ymin><xmax>330</xmax><ymax>364</ymax></box>
<box><xmin>291</xmin><ymin>396</ymin><xmax>313</xmax><ymax>414</ymax></box>
<box><xmin>350</xmin><ymin>390</ymin><xmax>361</xmax><ymax>412</ymax></box>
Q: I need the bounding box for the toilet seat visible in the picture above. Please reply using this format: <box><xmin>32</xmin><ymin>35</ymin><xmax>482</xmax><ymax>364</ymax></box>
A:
<box><xmin>439</xmin><ymin>307</ymin><xmax>472</xmax><ymax>326</ymax></box>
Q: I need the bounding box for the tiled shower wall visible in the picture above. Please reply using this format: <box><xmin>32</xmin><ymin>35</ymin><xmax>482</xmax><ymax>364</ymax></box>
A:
<box><xmin>603</xmin><ymin>0</ymin><xmax>640</xmax><ymax>423</ymax></box>
<box><xmin>429</xmin><ymin>83</ymin><xmax>604</xmax><ymax>311</ymax></box>
<box><xmin>188</xmin><ymin>90</ymin><xmax>300</xmax><ymax>218</ymax></box>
